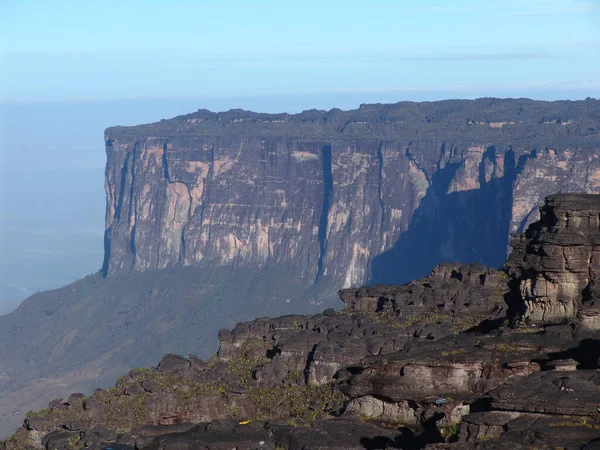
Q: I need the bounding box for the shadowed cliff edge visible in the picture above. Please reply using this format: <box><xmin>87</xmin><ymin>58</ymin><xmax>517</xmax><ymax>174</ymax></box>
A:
<box><xmin>100</xmin><ymin>99</ymin><xmax>600</xmax><ymax>288</ymax></box>
<box><xmin>369</xmin><ymin>147</ymin><xmax>519</xmax><ymax>284</ymax></box>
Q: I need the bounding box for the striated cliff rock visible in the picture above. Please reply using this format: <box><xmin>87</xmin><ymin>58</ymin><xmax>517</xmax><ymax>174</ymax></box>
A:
<box><xmin>506</xmin><ymin>193</ymin><xmax>600</xmax><ymax>325</ymax></box>
<box><xmin>102</xmin><ymin>98</ymin><xmax>600</xmax><ymax>286</ymax></box>
<box><xmin>6</xmin><ymin>194</ymin><xmax>600</xmax><ymax>449</ymax></box>
<box><xmin>3</xmin><ymin>98</ymin><xmax>600</xmax><ymax>441</ymax></box>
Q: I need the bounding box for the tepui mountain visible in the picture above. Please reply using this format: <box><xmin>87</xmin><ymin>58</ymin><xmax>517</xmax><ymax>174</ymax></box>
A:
<box><xmin>1</xmin><ymin>98</ymin><xmax>600</xmax><ymax>447</ymax></box>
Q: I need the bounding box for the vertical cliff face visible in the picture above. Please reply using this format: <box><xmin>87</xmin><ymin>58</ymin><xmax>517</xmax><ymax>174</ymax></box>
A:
<box><xmin>104</xmin><ymin>136</ymin><xmax>329</xmax><ymax>281</ymax></box>
<box><xmin>103</xmin><ymin>99</ymin><xmax>600</xmax><ymax>288</ymax></box>
<box><xmin>321</xmin><ymin>139</ymin><xmax>426</xmax><ymax>286</ymax></box>
<box><xmin>510</xmin><ymin>147</ymin><xmax>600</xmax><ymax>234</ymax></box>
<box><xmin>103</xmin><ymin>136</ymin><xmax>411</xmax><ymax>284</ymax></box>
<box><xmin>102</xmin><ymin>135</ymin><xmax>437</xmax><ymax>286</ymax></box>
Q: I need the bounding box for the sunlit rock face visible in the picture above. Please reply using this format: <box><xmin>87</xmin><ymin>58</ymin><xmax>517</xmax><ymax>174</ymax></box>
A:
<box><xmin>506</xmin><ymin>193</ymin><xmax>600</xmax><ymax>325</ymax></box>
<box><xmin>102</xmin><ymin>136</ymin><xmax>425</xmax><ymax>286</ymax></box>
<box><xmin>102</xmin><ymin>99</ymin><xmax>600</xmax><ymax>287</ymax></box>
<box><xmin>104</xmin><ymin>137</ymin><xmax>327</xmax><ymax>281</ymax></box>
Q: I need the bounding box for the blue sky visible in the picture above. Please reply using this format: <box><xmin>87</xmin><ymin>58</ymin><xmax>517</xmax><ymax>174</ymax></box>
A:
<box><xmin>1</xmin><ymin>0</ymin><xmax>599</xmax><ymax>102</ymax></box>
<box><xmin>0</xmin><ymin>0</ymin><xmax>599</xmax><ymax>308</ymax></box>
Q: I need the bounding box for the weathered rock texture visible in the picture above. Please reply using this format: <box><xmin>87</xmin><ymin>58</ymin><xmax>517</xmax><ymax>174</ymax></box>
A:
<box><xmin>3</xmin><ymin>97</ymin><xmax>600</xmax><ymax>443</ymax></box>
<box><xmin>102</xmin><ymin>99</ymin><xmax>600</xmax><ymax>286</ymax></box>
<box><xmin>506</xmin><ymin>193</ymin><xmax>600</xmax><ymax>325</ymax></box>
<box><xmin>0</xmin><ymin>264</ymin><xmax>338</xmax><ymax>439</ymax></box>
<box><xmin>5</xmin><ymin>194</ymin><xmax>600</xmax><ymax>449</ymax></box>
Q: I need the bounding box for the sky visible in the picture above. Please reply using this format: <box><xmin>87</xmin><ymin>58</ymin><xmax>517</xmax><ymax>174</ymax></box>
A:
<box><xmin>0</xmin><ymin>0</ymin><xmax>599</xmax><ymax>311</ymax></box>
<box><xmin>1</xmin><ymin>0</ymin><xmax>599</xmax><ymax>102</ymax></box>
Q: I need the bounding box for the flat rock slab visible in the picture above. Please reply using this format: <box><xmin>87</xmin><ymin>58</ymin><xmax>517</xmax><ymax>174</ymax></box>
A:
<box><xmin>267</xmin><ymin>419</ymin><xmax>402</xmax><ymax>450</ymax></box>
<box><xmin>429</xmin><ymin>414</ymin><xmax>600</xmax><ymax>449</ymax></box>
<box><xmin>490</xmin><ymin>370</ymin><xmax>600</xmax><ymax>415</ymax></box>
<box><xmin>130</xmin><ymin>419</ymin><xmax>406</xmax><ymax>450</ymax></box>
<box><xmin>139</xmin><ymin>420</ymin><xmax>272</xmax><ymax>450</ymax></box>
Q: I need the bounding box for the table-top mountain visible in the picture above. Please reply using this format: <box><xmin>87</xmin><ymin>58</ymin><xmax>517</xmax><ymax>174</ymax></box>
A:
<box><xmin>103</xmin><ymin>98</ymin><xmax>600</xmax><ymax>286</ymax></box>
<box><xmin>4</xmin><ymin>193</ymin><xmax>599</xmax><ymax>449</ymax></box>
<box><xmin>1</xmin><ymin>98</ymin><xmax>600</xmax><ymax>440</ymax></box>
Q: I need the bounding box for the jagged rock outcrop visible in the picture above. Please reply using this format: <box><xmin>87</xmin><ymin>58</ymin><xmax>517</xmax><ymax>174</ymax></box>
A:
<box><xmin>102</xmin><ymin>99</ymin><xmax>600</xmax><ymax>287</ymax></box>
<box><xmin>5</xmin><ymin>194</ymin><xmax>600</xmax><ymax>450</ymax></box>
<box><xmin>506</xmin><ymin>193</ymin><xmax>600</xmax><ymax>326</ymax></box>
<box><xmin>3</xmin><ymin>99</ymin><xmax>600</xmax><ymax>439</ymax></box>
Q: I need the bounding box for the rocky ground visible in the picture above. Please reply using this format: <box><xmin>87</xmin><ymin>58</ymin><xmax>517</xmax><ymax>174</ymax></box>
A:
<box><xmin>3</xmin><ymin>193</ymin><xmax>600</xmax><ymax>449</ymax></box>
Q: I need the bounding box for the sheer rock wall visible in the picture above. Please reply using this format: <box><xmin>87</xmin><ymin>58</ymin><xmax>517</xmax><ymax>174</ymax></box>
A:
<box><xmin>103</xmin><ymin>136</ymin><xmax>424</xmax><ymax>285</ymax></box>
<box><xmin>102</xmin><ymin>99</ymin><xmax>600</xmax><ymax>287</ymax></box>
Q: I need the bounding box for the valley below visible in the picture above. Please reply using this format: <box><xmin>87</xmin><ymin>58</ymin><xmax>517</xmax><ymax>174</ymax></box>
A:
<box><xmin>1</xmin><ymin>98</ymin><xmax>600</xmax><ymax>447</ymax></box>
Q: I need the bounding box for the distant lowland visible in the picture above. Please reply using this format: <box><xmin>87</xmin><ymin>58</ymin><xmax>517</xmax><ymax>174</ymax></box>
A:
<box><xmin>1</xmin><ymin>98</ymin><xmax>600</xmax><ymax>441</ymax></box>
<box><xmin>0</xmin><ymin>300</ymin><xmax>20</xmax><ymax>316</ymax></box>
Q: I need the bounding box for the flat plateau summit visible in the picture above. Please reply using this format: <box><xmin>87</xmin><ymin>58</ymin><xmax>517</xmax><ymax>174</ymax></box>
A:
<box><xmin>2</xmin><ymin>98</ymin><xmax>600</xmax><ymax>444</ymax></box>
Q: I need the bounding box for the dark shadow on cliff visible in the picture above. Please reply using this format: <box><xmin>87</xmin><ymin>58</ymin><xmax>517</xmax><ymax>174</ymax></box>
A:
<box><xmin>546</xmin><ymin>339</ymin><xmax>600</xmax><ymax>369</ymax></box>
<box><xmin>317</xmin><ymin>145</ymin><xmax>333</xmax><ymax>282</ymax></box>
<box><xmin>369</xmin><ymin>148</ymin><xmax>517</xmax><ymax>285</ymax></box>
<box><xmin>360</xmin><ymin>428</ymin><xmax>421</xmax><ymax>450</ymax></box>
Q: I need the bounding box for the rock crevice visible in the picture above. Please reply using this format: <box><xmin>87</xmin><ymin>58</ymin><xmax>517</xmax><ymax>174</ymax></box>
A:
<box><xmin>316</xmin><ymin>145</ymin><xmax>333</xmax><ymax>282</ymax></box>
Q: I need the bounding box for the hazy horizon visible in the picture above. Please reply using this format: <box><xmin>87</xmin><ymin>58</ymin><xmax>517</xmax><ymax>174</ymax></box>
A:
<box><xmin>2</xmin><ymin>3</ymin><xmax>600</xmax><ymax>449</ymax></box>
<box><xmin>1</xmin><ymin>0</ymin><xmax>599</xmax><ymax>311</ymax></box>
<box><xmin>1</xmin><ymin>91</ymin><xmax>598</xmax><ymax>313</ymax></box>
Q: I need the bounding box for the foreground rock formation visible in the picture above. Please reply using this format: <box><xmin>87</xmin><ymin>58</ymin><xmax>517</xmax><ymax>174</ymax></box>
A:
<box><xmin>4</xmin><ymin>194</ymin><xmax>599</xmax><ymax>449</ymax></box>
<box><xmin>3</xmin><ymin>99</ymin><xmax>600</xmax><ymax>439</ymax></box>
<box><xmin>506</xmin><ymin>194</ymin><xmax>600</xmax><ymax>326</ymax></box>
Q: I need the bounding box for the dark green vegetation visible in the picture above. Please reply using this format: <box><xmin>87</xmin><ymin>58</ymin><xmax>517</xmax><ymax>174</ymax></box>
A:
<box><xmin>109</xmin><ymin>98</ymin><xmax>600</xmax><ymax>147</ymax></box>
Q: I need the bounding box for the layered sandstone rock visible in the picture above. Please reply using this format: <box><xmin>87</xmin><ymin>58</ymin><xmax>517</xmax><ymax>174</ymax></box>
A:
<box><xmin>5</xmin><ymin>98</ymin><xmax>600</xmax><ymax>447</ymax></box>
<box><xmin>506</xmin><ymin>193</ymin><xmax>600</xmax><ymax>325</ymax></box>
<box><xmin>102</xmin><ymin>99</ymin><xmax>600</xmax><ymax>288</ymax></box>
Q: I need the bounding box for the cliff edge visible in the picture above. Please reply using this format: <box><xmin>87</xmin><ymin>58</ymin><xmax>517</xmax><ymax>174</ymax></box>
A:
<box><xmin>102</xmin><ymin>98</ymin><xmax>600</xmax><ymax>286</ymax></box>
<box><xmin>2</xmin><ymin>98</ymin><xmax>600</xmax><ymax>440</ymax></box>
